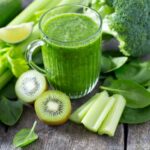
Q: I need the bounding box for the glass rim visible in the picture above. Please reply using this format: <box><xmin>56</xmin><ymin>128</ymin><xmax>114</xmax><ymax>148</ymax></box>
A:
<box><xmin>39</xmin><ymin>4</ymin><xmax>102</xmax><ymax>45</ymax></box>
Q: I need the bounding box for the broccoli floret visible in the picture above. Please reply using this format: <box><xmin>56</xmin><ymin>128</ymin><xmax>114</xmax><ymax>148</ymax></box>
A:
<box><xmin>92</xmin><ymin>0</ymin><xmax>150</xmax><ymax>57</ymax></box>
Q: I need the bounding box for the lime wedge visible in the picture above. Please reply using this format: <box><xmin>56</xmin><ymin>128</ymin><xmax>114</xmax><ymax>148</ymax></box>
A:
<box><xmin>0</xmin><ymin>22</ymin><xmax>33</xmax><ymax>44</ymax></box>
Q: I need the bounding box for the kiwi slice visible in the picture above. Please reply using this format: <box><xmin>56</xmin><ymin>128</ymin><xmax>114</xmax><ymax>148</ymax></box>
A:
<box><xmin>15</xmin><ymin>70</ymin><xmax>47</xmax><ymax>103</ymax></box>
<box><xmin>34</xmin><ymin>90</ymin><xmax>71</xmax><ymax>125</ymax></box>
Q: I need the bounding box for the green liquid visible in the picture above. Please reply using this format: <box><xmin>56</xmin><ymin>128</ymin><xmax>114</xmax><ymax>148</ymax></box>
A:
<box><xmin>42</xmin><ymin>13</ymin><xmax>101</xmax><ymax>98</ymax></box>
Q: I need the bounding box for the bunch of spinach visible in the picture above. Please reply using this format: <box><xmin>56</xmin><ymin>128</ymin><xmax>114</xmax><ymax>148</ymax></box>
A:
<box><xmin>0</xmin><ymin>79</ymin><xmax>23</xmax><ymax>126</ymax></box>
<box><xmin>115</xmin><ymin>61</ymin><xmax>150</xmax><ymax>85</ymax></box>
<box><xmin>0</xmin><ymin>97</ymin><xmax>23</xmax><ymax>126</ymax></box>
<box><xmin>100</xmin><ymin>56</ymin><xmax>150</xmax><ymax>124</ymax></box>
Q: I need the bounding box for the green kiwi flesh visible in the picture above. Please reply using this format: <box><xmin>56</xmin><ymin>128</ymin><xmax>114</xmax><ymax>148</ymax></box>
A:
<box><xmin>15</xmin><ymin>70</ymin><xmax>47</xmax><ymax>103</ymax></box>
<box><xmin>34</xmin><ymin>90</ymin><xmax>71</xmax><ymax>125</ymax></box>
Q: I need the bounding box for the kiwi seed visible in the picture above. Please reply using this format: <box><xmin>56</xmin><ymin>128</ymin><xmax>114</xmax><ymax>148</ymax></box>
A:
<box><xmin>35</xmin><ymin>90</ymin><xmax>72</xmax><ymax>125</ymax></box>
<box><xmin>15</xmin><ymin>70</ymin><xmax>47</xmax><ymax>103</ymax></box>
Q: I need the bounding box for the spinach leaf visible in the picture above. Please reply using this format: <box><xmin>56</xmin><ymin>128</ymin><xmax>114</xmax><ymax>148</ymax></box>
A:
<box><xmin>147</xmin><ymin>87</ymin><xmax>150</xmax><ymax>92</ymax></box>
<box><xmin>100</xmin><ymin>79</ymin><xmax>150</xmax><ymax>108</ymax></box>
<box><xmin>0</xmin><ymin>78</ymin><xmax>17</xmax><ymax>99</ymax></box>
<box><xmin>102</xmin><ymin>76</ymin><xmax>114</xmax><ymax>86</ymax></box>
<box><xmin>101</xmin><ymin>55</ymin><xmax>128</xmax><ymax>73</ymax></box>
<box><xmin>0</xmin><ymin>97</ymin><xmax>23</xmax><ymax>126</ymax></box>
<box><xmin>13</xmin><ymin>121</ymin><xmax>38</xmax><ymax>148</ymax></box>
<box><xmin>115</xmin><ymin>61</ymin><xmax>150</xmax><ymax>84</ymax></box>
<box><xmin>120</xmin><ymin>106</ymin><xmax>150</xmax><ymax>124</ymax></box>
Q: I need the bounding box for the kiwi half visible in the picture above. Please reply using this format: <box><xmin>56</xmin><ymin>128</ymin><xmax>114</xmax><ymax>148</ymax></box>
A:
<box><xmin>15</xmin><ymin>70</ymin><xmax>47</xmax><ymax>103</ymax></box>
<box><xmin>34</xmin><ymin>90</ymin><xmax>71</xmax><ymax>125</ymax></box>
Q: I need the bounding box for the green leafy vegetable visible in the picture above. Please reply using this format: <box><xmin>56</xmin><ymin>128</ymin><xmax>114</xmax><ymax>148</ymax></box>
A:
<box><xmin>101</xmin><ymin>55</ymin><xmax>128</xmax><ymax>73</ymax></box>
<box><xmin>92</xmin><ymin>0</ymin><xmax>150</xmax><ymax>56</ymax></box>
<box><xmin>7</xmin><ymin>57</ymin><xmax>29</xmax><ymax>78</ymax></box>
<box><xmin>115</xmin><ymin>61</ymin><xmax>150</xmax><ymax>84</ymax></box>
<box><xmin>101</xmin><ymin>79</ymin><xmax>150</xmax><ymax>108</ymax></box>
<box><xmin>0</xmin><ymin>0</ymin><xmax>22</xmax><ymax>27</ymax></box>
<box><xmin>147</xmin><ymin>87</ymin><xmax>150</xmax><ymax>92</ymax></box>
<box><xmin>0</xmin><ymin>70</ymin><xmax>13</xmax><ymax>90</ymax></box>
<box><xmin>0</xmin><ymin>97</ymin><xmax>23</xmax><ymax>126</ymax></box>
<box><xmin>13</xmin><ymin>121</ymin><xmax>38</xmax><ymax>148</ymax></box>
<box><xmin>0</xmin><ymin>78</ymin><xmax>17</xmax><ymax>99</ymax></box>
<box><xmin>0</xmin><ymin>48</ymin><xmax>10</xmax><ymax>75</ymax></box>
<box><xmin>121</xmin><ymin>106</ymin><xmax>150</xmax><ymax>124</ymax></box>
<box><xmin>102</xmin><ymin>76</ymin><xmax>114</xmax><ymax>86</ymax></box>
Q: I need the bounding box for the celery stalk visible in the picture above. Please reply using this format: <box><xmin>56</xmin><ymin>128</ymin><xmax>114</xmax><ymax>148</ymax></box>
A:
<box><xmin>8</xmin><ymin>0</ymin><xmax>61</xmax><ymax>25</ymax></box>
<box><xmin>98</xmin><ymin>94</ymin><xmax>126</xmax><ymax>136</ymax></box>
<box><xmin>70</xmin><ymin>93</ymin><xmax>105</xmax><ymax>124</ymax></box>
<box><xmin>83</xmin><ymin>97</ymin><xmax>115</xmax><ymax>132</ymax></box>
<box><xmin>0</xmin><ymin>56</ymin><xmax>8</xmax><ymax>75</ymax></box>
<box><xmin>81</xmin><ymin>91</ymin><xmax>109</xmax><ymax>132</ymax></box>
<box><xmin>0</xmin><ymin>70</ymin><xmax>13</xmax><ymax>90</ymax></box>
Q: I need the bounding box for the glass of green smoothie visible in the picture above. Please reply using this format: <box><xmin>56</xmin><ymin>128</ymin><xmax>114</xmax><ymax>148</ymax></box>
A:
<box><xmin>26</xmin><ymin>4</ymin><xmax>102</xmax><ymax>99</ymax></box>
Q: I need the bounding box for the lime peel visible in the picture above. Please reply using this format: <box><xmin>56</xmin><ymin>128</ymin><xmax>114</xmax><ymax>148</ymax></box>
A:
<box><xmin>0</xmin><ymin>22</ymin><xmax>34</xmax><ymax>44</ymax></box>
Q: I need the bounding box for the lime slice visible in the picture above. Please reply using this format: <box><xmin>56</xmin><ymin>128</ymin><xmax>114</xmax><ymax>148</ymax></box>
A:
<box><xmin>0</xmin><ymin>22</ymin><xmax>33</xmax><ymax>44</ymax></box>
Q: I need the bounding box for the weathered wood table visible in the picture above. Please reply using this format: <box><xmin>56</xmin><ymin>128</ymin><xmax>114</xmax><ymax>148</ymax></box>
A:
<box><xmin>0</xmin><ymin>0</ymin><xmax>149</xmax><ymax>149</ymax></box>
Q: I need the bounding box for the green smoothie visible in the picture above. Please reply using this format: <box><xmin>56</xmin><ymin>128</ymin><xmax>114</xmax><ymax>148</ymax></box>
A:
<box><xmin>42</xmin><ymin>13</ymin><xmax>101</xmax><ymax>98</ymax></box>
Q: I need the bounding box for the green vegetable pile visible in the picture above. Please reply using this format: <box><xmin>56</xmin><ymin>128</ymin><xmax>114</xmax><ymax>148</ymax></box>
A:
<box><xmin>0</xmin><ymin>0</ymin><xmax>150</xmax><ymax>148</ymax></box>
<box><xmin>0</xmin><ymin>0</ymin><xmax>22</xmax><ymax>27</ymax></box>
<box><xmin>93</xmin><ymin>0</ymin><xmax>150</xmax><ymax>56</ymax></box>
<box><xmin>70</xmin><ymin>91</ymin><xmax>126</xmax><ymax>136</ymax></box>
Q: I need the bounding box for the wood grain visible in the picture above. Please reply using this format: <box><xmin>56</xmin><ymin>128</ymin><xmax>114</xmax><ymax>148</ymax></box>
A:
<box><xmin>0</xmin><ymin>85</ymin><xmax>124</xmax><ymax>150</ymax></box>
<box><xmin>1</xmin><ymin>105</ymin><xmax>124</xmax><ymax>150</ymax></box>
<box><xmin>127</xmin><ymin>123</ymin><xmax>150</xmax><ymax>150</ymax></box>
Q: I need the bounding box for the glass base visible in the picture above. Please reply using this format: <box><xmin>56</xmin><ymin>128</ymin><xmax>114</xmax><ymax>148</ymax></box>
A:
<box><xmin>69</xmin><ymin>78</ymin><xmax>99</xmax><ymax>99</ymax></box>
<box><xmin>50</xmin><ymin>78</ymin><xmax>99</xmax><ymax>99</ymax></box>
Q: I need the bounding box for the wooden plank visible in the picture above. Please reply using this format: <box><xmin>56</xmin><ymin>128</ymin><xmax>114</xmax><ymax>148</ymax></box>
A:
<box><xmin>1</xmin><ymin>91</ymin><xmax>124</xmax><ymax>150</ymax></box>
<box><xmin>0</xmin><ymin>125</ymin><xmax>7</xmax><ymax>150</ymax></box>
<box><xmin>127</xmin><ymin>123</ymin><xmax>150</xmax><ymax>150</ymax></box>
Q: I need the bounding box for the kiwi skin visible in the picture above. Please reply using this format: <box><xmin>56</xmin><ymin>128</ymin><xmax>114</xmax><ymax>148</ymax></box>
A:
<box><xmin>15</xmin><ymin>70</ymin><xmax>49</xmax><ymax>104</ymax></box>
<box><xmin>34</xmin><ymin>90</ymin><xmax>72</xmax><ymax>126</ymax></box>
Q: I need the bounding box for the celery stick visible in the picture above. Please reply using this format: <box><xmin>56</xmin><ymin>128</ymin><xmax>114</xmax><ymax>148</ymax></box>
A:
<box><xmin>98</xmin><ymin>94</ymin><xmax>126</xmax><ymax>136</ymax></box>
<box><xmin>0</xmin><ymin>56</ymin><xmax>8</xmax><ymax>75</ymax></box>
<box><xmin>0</xmin><ymin>70</ymin><xmax>13</xmax><ymax>90</ymax></box>
<box><xmin>85</xmin><ymin>97</ymin><xmax>115</xmax><ymax>132</ymax></box>
<box><xmin>8</xmin><ymin>0</ymin><xmax>61</xmax><ymax>25</ymax></box>
<box><xmin>59</xmin><ymin>0</ymin><xmax>89</xmax><ymax>5</ymax></box>
<box><xmin>81</xmin><ymin>91</ymin><xmax>109</xmax><ymax>132</ymax></box>
<box><xmin>70</xmin><ymin>93</ymin><xmax>105</xmax><ymax>124</ymax></box>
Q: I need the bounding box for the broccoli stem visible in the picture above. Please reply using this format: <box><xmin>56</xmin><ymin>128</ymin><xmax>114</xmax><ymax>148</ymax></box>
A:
<box><xmin>98</xmin><ymin>5</ymin><xmax>114</xmax><ymax>18</ymax></box>
<box><xmin>102</xmin><ymin>18</ymin><xmax>117</xmax><ymax>36</ymax></box>
<box><xmin>0</xmin><ymin>70</ymin><xmax>13</xmax><ymax>90</ymax></box>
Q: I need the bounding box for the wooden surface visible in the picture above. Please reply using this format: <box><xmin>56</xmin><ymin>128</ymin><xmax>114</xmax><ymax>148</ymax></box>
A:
<box><xmin>0</xmin><ymin>0</ymin><xmax>149</xmax><ymax>150</ymax></box>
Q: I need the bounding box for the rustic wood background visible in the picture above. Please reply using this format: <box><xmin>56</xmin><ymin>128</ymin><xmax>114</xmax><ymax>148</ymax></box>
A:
<box><xmin>0</xmin><ymin>0</ymin><xmax>149</xmax><ymax>150</ymax></box>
